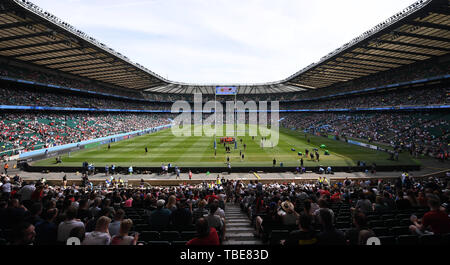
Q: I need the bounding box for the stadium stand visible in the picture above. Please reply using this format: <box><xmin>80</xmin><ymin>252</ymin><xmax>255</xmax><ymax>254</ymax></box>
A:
<box><xmin>0</xmin><ymin>174</ymin><xmax>449</xmax><ymax>245</ymax></box>
<box><xmin>0</xmin><ymin>0</ymin><xmax>448</xmax><ymax>247</ymax></box>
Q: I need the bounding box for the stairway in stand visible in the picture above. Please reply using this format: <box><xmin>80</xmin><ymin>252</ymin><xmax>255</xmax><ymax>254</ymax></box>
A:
<box><xmin>222</xmin><ymin>203</ymin><xmax>263</xmax><ymax>245</ymax></box>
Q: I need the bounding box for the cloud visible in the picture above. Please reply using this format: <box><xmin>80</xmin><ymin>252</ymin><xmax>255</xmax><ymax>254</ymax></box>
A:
<box><xmin>31</xmin><ymin>0</ymin><xmax>418</xmax><ymax>84</ymax></box>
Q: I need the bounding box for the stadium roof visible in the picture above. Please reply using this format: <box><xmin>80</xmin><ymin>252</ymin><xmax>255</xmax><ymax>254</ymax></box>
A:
<box><xmin>0</xmin><ymin>0</ymin><xmax>449</xmax><ymax>94</ymax></box>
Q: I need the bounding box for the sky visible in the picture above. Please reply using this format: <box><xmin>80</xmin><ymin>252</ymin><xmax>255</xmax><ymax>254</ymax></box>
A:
<box><xmin>31</xmin><ymin>0</ymin><xmax>418</xmax><ymax>84</ymax></box>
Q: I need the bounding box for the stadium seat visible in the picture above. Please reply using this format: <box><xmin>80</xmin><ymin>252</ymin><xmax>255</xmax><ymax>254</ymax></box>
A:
<box><xmin>419</xmin><ymin>234</ymin><xmax>442</xmax><ymax>245</ymax></box>
<box><xmin>140</xmin><ymin>231</ymin><xmax>160</xmax><ymax>242</ymax></box>
<box><xmin>172</xmin><ymin>241</ymin><xmax>188</xmax><ymax>246</ymax></box>
<box><xmin>390</xmin><ymin>226</ymin><xmax>410</xmax><ymax>236</ymax></box>
<box><xmin>372</xmin><ymin>227</ymin><xmax>389</xmax><ymax>237</ymax></box>
<box><xmin>399</xmin><ymin>218</ymin><xmax>411</xmax><ymax>226</ymax></box>
<box><xmin>180</xmin><ymin>231</ymin><xmax>197</xmax><ymax>241</ymax></box>
<box><xmin>440</xmin><ymin>233</ymin><xmax>450</xmax><ymax>245</ymax></box>
<box><xmin>270</xmin><ymin>230</ymin><xmax>289</xmax><ymax>245</ymax></box>
<box><xmin>336</xmin><ymin>222</ymin><xmax>350</xmax><ymax>229</ymax></box>
<box><xmin>134</xmin><ymin>224</ymin><xmax>148</xmax><ymax>232</ymax></box>
<box><xmin>396</xmin><ymin>214</ymin><xmax>411</xmax><ymax>220</ymax></box>
<box><xmin>378</xmin><ymin>236</ymin><xmax>396</xmax><ymax>246</ymax></box>
<box><xmin>369</xmin><ymin>220</ymin><xmax>384</xmax><ymax>228</ymax></box>
<box><xmin>383</xmin><ymin>219</ymin><xmax>399</xmax><ymax>227</ymax></box>
<box><xmin>381</xmin><ymin>214</ymin><xmax>395</xmax><ymax>220</ymax></box>
<box><xmin>147</xmin><ymin>241</ymin><xmax>171</xmax><ymax>246</ymax></box>
<box><xmin>160</xmin><ymin>231</ymin><xmax>180</xmax><ymax>242</ymax></box>
<box><xmin>397</xmin><ymin>235</ymin><xmax>418</xmax><ymax>245</ymax></box>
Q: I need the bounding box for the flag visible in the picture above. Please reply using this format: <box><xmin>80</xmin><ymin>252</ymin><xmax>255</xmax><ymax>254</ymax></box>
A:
<box><xmin>235</xmin><ymin>141</ymin><xmax>237</xmax><ymax>149</ymax></box>
<box><xmin>214</xmin><ymin>139</ymin><xmax>217</xmax><ymax>150</ymax></box>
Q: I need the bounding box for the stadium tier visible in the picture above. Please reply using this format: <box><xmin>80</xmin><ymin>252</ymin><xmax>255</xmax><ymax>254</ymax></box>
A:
<box><xmin>0</xmin><ymin>0</ymin><xmax>449</xmax><ymax>249</ymax></box>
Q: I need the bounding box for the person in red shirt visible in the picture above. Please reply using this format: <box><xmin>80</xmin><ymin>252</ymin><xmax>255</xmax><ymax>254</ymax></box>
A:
<box><xmin>186</xmin><ymin>218</ymin><xmax>220</xmax><ymax>246</ymax></box>
<box><xmin>410</xmin><ymin>194</ymin><xmax>450</xmax><ymax>235</ymax></box>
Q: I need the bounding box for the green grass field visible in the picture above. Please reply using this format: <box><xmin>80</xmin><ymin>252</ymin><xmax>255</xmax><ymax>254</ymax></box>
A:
<box><xmin>33</xmin><ymin>125</ymin><xmax>419</xmax><ymax>168</ymax></box>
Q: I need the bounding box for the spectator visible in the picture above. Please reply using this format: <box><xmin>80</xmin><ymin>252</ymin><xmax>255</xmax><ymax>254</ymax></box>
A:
<box><xmin>57</xmin><ymin>206</ymin><xmax>84</xmax><ymax>243</ymax></box>
<box><xmin>111</xmin><ymin>219</ymin><xmax>139</xmax><ymax>245</ymax></box>
<box><xmin>82</xmin><ymin>216</ymin><xmax>112</xmax><ymax>245</ymax></box>
<box><xmin>186</xmin><ymin>218</ymin><xmax>220</xmax><ymax>246</ymax></box>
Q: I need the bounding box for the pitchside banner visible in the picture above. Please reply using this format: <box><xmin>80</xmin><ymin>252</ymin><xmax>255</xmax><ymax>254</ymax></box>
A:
<box><xmin>216</xmin><ymin>86</ymin><xmax>237</xmax><ymax>95</ymax></box>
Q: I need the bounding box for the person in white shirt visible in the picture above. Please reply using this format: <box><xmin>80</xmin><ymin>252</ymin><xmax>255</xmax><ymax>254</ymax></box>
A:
<box><xmin>17</xmin><ymin>182</ymin><xmax>36</xmax><ymax>201</ymax></box>
<box><xmin>57</xmin><ymin>206</ymin><xmax>85</xmax><ymax>243</ymax></box>
<box><xmin>82</xmin><ymin>216</ymin><xmax>111</xmax><ymax>245</ymax></box>
<box><xmin>109</xmin><ymin>209</ymin><xmax>125</xmax><ymax>237</ymax></box>
<box><xmin>111</xmin><ymin>219</ymin><xmax>138</xmax><ymax>245</ymax></box>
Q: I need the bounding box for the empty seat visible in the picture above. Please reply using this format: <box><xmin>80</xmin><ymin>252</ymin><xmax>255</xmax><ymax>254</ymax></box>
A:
<box><xmin>379</xmin><ymin>236</ymin><xmax>396</xmax><ymax>245</ymax></box>
<box><xmin>369</xmin><ymin>220</ymin><xmax>384</xmax><ymax>228</ymax></box>
<box><xmin>383</xmin><ymin>219</ymin><xmax>399</xmax><ymax>227</ymax></box>
<box><xmin>270</xmin><ymin>230</ymin><xmax>289</xmax><ymax>245</ymax></box>
<box><xmin>140</xmin><ymin>231</ymin><xmax>160</xmax><ymax>242</ymax></box>
<box><xmin>391</xmin><ymin>226</ymin><xmax>410</xmax><ymax>236</ymax></box>
<box><xmin>160</xmin><ymin>231</ymin><xmax>180</xmax><ymax>242</ymax></box>
<box><xmin>172</xmin><ymin>241</ymin><xmax>188</xmax><ymax>246</ymax></box>
<box><xmin>133</xmin><ymin>219</ymin><xmax>146</xmax><ymax>225</ymax></box>
<box><xmin>336</xmin><ymin>222</ymin><xmax>350</xmax><ymax>229</ymax></box>
<box><xmin>372</xmin><ymin>227</ymin><xmax>389</xmax><ymax>237</ymax></box>
<box><xmin>134</xmin><ymin>224</ymin><xmax>149</xmax><ymax>232</ymax></box>
<box><xmin>396</xmin><ymin>214</ymin><xmax>411</xmax><ymax>220</ymax></box>
<box><xmin>381</xmin><ymin>214</ymin><xmax>395</xmax><ymax>220</ymax></box>
<box><xmin>399</xmin><ymin>218</ymin><xmax>411</xmax><ymax>226</ymax></box>
<box><xmin>419</xmin><ymin>234</ymin><xmax>442</xmax><ymax>245</ymax></box>
<box><xmin>443</xmin><ymin>233</ymin><xmax>450</xmax><ymax>244</ymax></box>
<box><xmin>147</xmin><ymin>241</ymin><xmax>171</xmax><ymax>246</ymax></box>
<box><xmin>397</xmin><ymin>235</ymin><xmax>418</xmax><ymax>245</ymax></box>
<box><xmin>180</xmin><ymin>231</ymin><xmax>197</xmax><ymax>241</ymax></box>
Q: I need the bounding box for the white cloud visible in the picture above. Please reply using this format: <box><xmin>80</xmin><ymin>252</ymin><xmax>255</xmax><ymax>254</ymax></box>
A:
<box><xmin>31</xmin><ymin>0</ymin><xmax>418</xmax><ymax>84</ymax></box>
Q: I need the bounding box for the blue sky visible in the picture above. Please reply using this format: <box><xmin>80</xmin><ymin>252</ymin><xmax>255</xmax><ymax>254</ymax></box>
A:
<box><xmin>32</xmin><ymin>0</ymin><xmax>418</xmax><ymax>84</ymax></box>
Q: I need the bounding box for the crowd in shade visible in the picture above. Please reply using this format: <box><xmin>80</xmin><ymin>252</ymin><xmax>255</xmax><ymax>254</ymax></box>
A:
<box><xmin>0</xmin><ymin>86</ymin><xmax>171</xmax><ymax>111</ymax></box>
<box><xmin>0</xmin><ymin>63</ymin><xmax>141</xmax><ymax>99</ymax></box>
<box><xmin>280</xmin><ymin>86</ymin><xmax>448</xmax><ymax>110</ymax></box>
<box><xmin>0</xmin><ymin>83</ymin><xmax>448</xmax><ymax>112</ymax></box>
<box><xmin>281</xmin><ymin>112</ymin><xmax>449</xmax><ymax>159</ymax></box>
<box><xmin>0</xmin><ymin>173</ymin><xmax>449</xmax><ymax>245</ymax></box>
<box><xmin>1</xmin><ymin>59</ymin><xmax>449</xmax><ymax>104</ymax></box>
<box><xmin>0</xmin><ymin>113</ymin><xmax>173</xmax><ymax>156</ymax></box>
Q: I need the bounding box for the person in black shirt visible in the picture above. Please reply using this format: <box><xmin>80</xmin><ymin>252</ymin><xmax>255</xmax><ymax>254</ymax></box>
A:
<box><xmin>285</xmin><ymin>212</ymin><xmax>317</xmax><ymax>246</ymax></box>
<box><xmin>35</xmin><ymin>208</ymin><xmax>58</xmax><ymax>245</ymax></box>
<box><xmin>317</xmin><ymin>209</ymin><xmax>346</xmax><ymax>245</ymax></box>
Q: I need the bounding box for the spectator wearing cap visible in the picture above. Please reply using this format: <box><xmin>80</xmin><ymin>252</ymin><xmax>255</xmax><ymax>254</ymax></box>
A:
<box><xmin>278</xmin><ymin>201</ymin><xmax>298</xmax><ymax>226</ymax></box>
<box><xmin>149</xmin><ymin>199</ymin><xmax>171</xmax><ymax>230</ymax></box>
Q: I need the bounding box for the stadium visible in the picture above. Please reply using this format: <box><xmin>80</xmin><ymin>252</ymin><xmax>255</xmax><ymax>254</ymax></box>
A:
<box><xmin>0</xmin><ymin>0</ymin><xmax>449</xmax><ymax>251</ymax></box>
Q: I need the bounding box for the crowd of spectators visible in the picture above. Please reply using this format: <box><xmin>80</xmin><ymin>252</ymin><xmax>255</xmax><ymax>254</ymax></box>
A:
<box><xmin>281</xmin><ymin>86</ymin><xmax>448</xmax><ymax>110</ymax></box>
<box><xmin>0</xmin><ymin>113</ymin><xmax>173</xmax><ymax>156</ymax></box>
<box><xmin>0</xmin><ymin>86</ymin><xmax>172</xmax><ymax>110</ymax></box>
<box><xmin>0</xmin><ymin>63</ymin><xmax>141</xmax><ymax>99</ymax></box>
<box><xmin>0</xmin><ymin>173</ymin><xmax>448</xmax><ymax>245</ymax></box>
<box><xmin>281</xmin><ymin>112</ymin><xmax>450</xmax><ymax>159</ymax></box>
<box><xmin>1</xmin><ymin>59</ymin><xmax>449</xmax><ymax>105</ymax></box>
<box><xmin>0</xmin><ymin>83</ymin><xmax>447</xmax><ymax>112</ymax></box>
